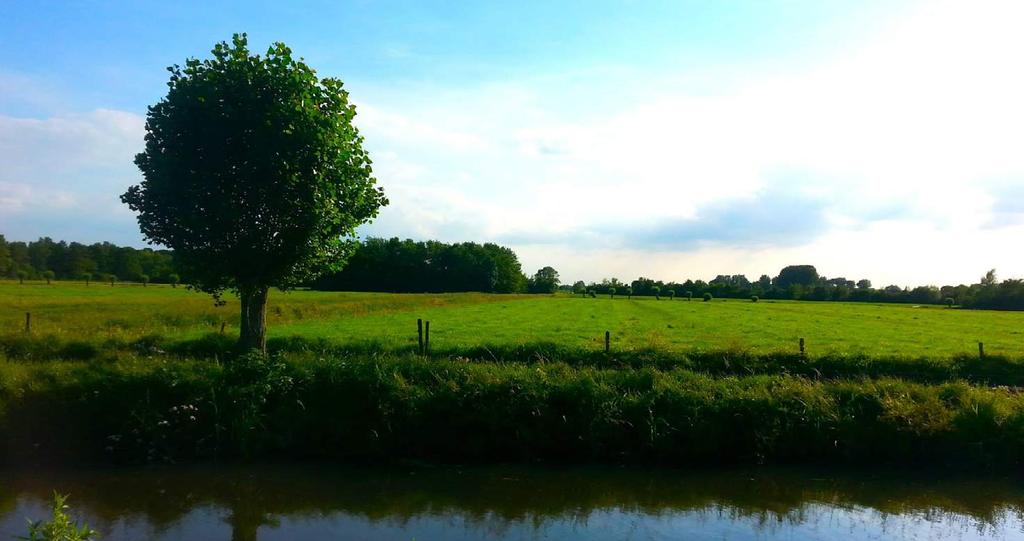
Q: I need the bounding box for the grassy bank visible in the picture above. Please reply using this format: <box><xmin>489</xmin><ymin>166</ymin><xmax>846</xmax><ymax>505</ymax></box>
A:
<box><xmin>4</xmin><ymin>283</ymin><xmax>1024</xmax><ymax>469</ymax></box>
<box><xmin>5</xmin><ymin>332</ymin><xmax>1024</xmax><ymax>386</ymax></box>
<box><xmin>3</xmin><ymin>353</ymin><xmax>1023</xmax><ymax>468</ymax></box>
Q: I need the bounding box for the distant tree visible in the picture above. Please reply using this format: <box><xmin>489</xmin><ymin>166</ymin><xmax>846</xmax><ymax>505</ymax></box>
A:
<box><xmin>140</xmin><ymin>274</ymin><xmax>150</xmax><ymax>287</ymax></box>
<box><xmin>572</xmin><ymin>280</ymin><xmax>586</xmax><ymax>296</ymax></box>
<box><xmin>751</xmin><ymin>295</ymin><xmax>759</xmax><ymax>302</ymax></box>
<box><xmin>631</xmin><ymin>277</ymin><xmax>656</xmax><ymax>296</ymax></box>
<box><xmin>703</xmin><ymin>292</ymin><xmax>713</xmax><ymax>302</ymax></box>
<box><xmin>652</xmin><ymin>285</ymin><xmax>661</xmax><ymax>300</ymax></box>
<box><xmin>625</xmin><ymin>286</ymin><xmax>633</xmax><ymax>299</ymax></box>
<box><xmin>122</xmin><ymin>35</ymin><xmax>387</xmax><ymax>353</ymax></box>
<box><xmin>944</xmin><ymin>297</ymin><xmax>955</xmax><ymax>308</ymax></box>
<box><xmin>856</xmin><ymin>279</ymin><xmax>872</xmax><ymax>290</ymax></box>
<box><xmin>81</xmin><ymin>273</ymin><xmax>92</xmax><ymax>286</ymax></box>
<box><xmin>529</xmin><ymin>266</ymin><xmax>560</xmax><ymax>294</ymax></box>
<box><xmin>313</xmin><ymin>238</ymin><xmax>525</xmax><ymax>293</ymax></box>
<box><xmin>41</xmin><ymin>270</ymin><xmax>55</xmax><ymax>285</ymax></box>
<box><xmin>667</xmin><ymin>289</ymin><xmax>675</xmax><ymax>300</ymax></box>
<box><xmin>609</xmin><ymin>287</ymin><xmax>616</xmax><ymax>299</ymax></box>
<box><xmin>883</xmin><ymin>285</ymin><xmax>903</xmax><ymax>295</ymax></box>
<box><xmin>981</xmin><ymin>269</ymin><xmax>997</xmax><ymax>286</ymax></box>
<box><xmin>775</xmin><ymin>265</ymin><xmax>819</xmax><ymax>289</ymax></box>
<box><xmin>0</xmin><ymin>234</ymin><xmax>11</xmax><ymax>277</ymax></box>
<box><xmin>110</xmin><ymin>275</ymin><xmax>118</xmax><ymax>287</ymax></box>
<box><xmin>685</xmin><ymin>291</ymin><xmax>693</xmax><ymax>301</ymax></box>
<box><xmin>27</xmin><ymin>238</ymin><xmax>53</xmax><ymax>274</ymax></box>
<box><xmin>589</xmin><ymin>290</ymin><xmax>596</xmax><ymax>298</ymax></box>
<box><xmin>169</xmin><ymin>273</ymin><xmax>181</xmax><ymax>288</ymax></box>
<box><xmin>908</xmin><ymin>285</ymin><xmax>941</xmax><ymax>304</ymax></box>
<box><xmin>16</xmin><ymin>270</ymin><xmax>28</xmax><ymax>284</ymax></box>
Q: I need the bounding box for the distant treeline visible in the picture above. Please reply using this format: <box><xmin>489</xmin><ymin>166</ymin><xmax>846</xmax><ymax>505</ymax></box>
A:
<box><xmin>3</xmin><ymin>234</ymin><xmax>1022</xmax><ymax>310</ymax></box>
<box><xmin>0</xmin><ymin>235</ymin><xmax>175</xmax><ymax>283</ymax></box>
<box><xmin>0</xmin><ymin>235</ymin><xmax>556</xmax><ymax>293</ymax></box>
<box><xmin>312</xmin><ymin>237</ymin><xmax>541</xmax><ymax>293</ymax></box>
<box><xmin>573</xmin><ymin>265</ymin><xmax>1024</xmax><ymax>311</ymax></box>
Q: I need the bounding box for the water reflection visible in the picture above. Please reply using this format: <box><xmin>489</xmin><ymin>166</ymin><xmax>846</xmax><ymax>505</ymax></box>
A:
<box><xmin>1</xmin><ymin>465</ymin><xmax>1022</xmax><ymax>540</ymax></box>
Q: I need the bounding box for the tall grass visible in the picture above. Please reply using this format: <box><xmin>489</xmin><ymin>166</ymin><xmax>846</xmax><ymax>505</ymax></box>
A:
<box><xmin>5</xmin><ymin>333</ymin><xmax>1024</xmax><ymax>386</ymax></box>
<box><xmin>3</xmin><ymin>353</ymin><xmax>1023</xmax><ymax>468</ymax></box>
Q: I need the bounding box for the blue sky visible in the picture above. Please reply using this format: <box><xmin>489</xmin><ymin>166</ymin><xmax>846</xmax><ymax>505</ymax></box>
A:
<box><xmin>2</xmin><ymin>0</ymin><xmax>1022</xmax><ymax>285</ymax></box>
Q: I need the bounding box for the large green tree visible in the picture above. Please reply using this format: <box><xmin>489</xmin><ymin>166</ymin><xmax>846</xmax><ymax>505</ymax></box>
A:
<box><xmin>528</xmin><ymin>266</ymin><xmax>560</xmax><ymax>294</ymax></box>
<box><xmin>774</xmin><ymin>265</ymin><xmax>819</xmax><ymax>289</ymax></box>
<box><xmin>123</xmin><ymin>34</ymin><xmax>387</xmax><ymax>352</ymax></box>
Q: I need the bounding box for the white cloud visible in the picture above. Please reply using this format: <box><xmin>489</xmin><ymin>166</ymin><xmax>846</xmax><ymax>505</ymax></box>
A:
<box><xmin>0</xmin><ymin>109</ymin><xmax>144</xmax><ymax>242</ymax></box>
<box><xmin>355</xmin><ymin>0</ymin><xmax>1024</xmax><ymax>284</ymax></box>
<box><xmin>2</xmin><ymin>1</ymin><xmax>1022</xmax><ymax>286</ymax></box>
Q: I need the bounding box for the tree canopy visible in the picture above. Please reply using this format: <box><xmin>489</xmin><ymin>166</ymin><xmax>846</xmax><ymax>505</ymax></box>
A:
<box><xmin>313</xmin><ymin>237</ymin><xmax>527</xmax><ymax>293</ymax></box>
<box><xmin>122</xmin><ymin>34</ymin><xmax>387</xmax><ymax>351</ymax></box>
<box><xmin>528</xmin><ymin>266</ymin><xmax>560</xmax><ymax>294</ymax></box>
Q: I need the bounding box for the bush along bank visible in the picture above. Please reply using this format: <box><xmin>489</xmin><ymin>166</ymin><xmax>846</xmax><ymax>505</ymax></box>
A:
<box><xmin>2</xmin><ymin>353</ymin><xmax>1024</xmax><ymax>468</ymax></box>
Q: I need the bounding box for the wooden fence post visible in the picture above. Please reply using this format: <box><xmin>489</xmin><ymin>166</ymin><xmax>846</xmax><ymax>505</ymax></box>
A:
<box><xmin>799</xmin><ymin>337</ymin><xmax>805</xmax><ymax>356</ymax></box>
<box><xmin>979</xmin><ymin>342</ymin><xmax>985</xmax><ymax>359</ymax></box>
<box><xmin>220</xmin><ymin>322</ymin><xmax>226</xmax><ymax>335</ymax></box>
<box><xmin>605</xmin><ymin>330</ymin><xmax>610</xmax><ymax>353</ymax></box>
<box><xmin>24</xmin><ymin>312</ymin><xmax>30</xmax><ymax>333</ymax></box>
<box><xmin>417</xmin><ymin>319</ymin><xmax>423</xmax><ymax>354</ymax></box>
<box><xmin>425</xmin><ymin>321</ymin><xmax>430</xmax><ymax>353</ymax></box>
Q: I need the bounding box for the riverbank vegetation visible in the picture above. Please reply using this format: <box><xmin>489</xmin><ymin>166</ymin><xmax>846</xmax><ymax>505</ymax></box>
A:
<box><xmin>3</xmin><ymin>283</ymin><xmax>1024</xmax><ymax>469</ymax></box>
<box><xmin>3</xmin><ymin>352</ymin><xmax>1024</xmax><ymax>467</ymax></box>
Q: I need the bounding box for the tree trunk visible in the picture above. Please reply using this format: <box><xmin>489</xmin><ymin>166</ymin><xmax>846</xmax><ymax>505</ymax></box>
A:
<box><xmin>238</xmin><ymin>285</ymin><xmax>269</xmax><ymax>353</ymax></box>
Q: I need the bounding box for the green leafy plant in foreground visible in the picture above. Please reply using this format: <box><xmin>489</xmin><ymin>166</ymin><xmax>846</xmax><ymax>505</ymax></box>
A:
<box><xmin>18</xmin><ymin>492</ymin><xmax>97</xmax><ymax>541</ymax></box>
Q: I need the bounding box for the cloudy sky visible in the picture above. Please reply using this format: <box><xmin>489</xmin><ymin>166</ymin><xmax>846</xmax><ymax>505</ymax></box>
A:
<box><xmin>1</xmin><ymin>1</ymin><xmax>1022</xmax><ymax>286</ymax></box>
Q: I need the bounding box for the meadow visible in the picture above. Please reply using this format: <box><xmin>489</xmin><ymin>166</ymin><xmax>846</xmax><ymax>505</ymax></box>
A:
<box><xmin>3</xmin><ymin>280</ymin><xmax>1023</xmax><ymax>359</ymax></box>
<box><xmin>4</xmin><ymin>280</ymin><xmax>1024</xmax><ymax>468</ymax></box>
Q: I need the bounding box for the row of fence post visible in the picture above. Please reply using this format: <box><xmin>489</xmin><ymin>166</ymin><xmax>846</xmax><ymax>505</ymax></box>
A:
<box><xmin>7</xmin><ymin>312</ymin><xmax>1003</xmax><ymax>360</ymax></box>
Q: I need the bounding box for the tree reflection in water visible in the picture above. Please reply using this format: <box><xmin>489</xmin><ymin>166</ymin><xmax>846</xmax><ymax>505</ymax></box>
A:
<box><xmin>1</xmin><ymin>465</ymin><xmax>1022</xmax><ymax>540</ymax></box>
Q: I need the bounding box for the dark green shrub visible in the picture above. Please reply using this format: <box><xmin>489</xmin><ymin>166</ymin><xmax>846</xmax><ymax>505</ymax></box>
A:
<box><xmin>41</xmin><ymin>270</ymin><xmax>55</xmax><ymax>285</ymax></box>
<box><xmin>703</xmin><ymin>292</ymin><xmax>713</xmax><ymax>302</ymax></box>
<box><xmin>58</xmin><ymin>342</ymin><xmax>100</xmax><ymax>361</ymax></box>
<box><xmin>169</xmin><ymin>273</ymin><xmax>181</xmax><ymax>288</ymax></box>
<box><xmin>751</xmin><ymin>295</ymin><xmax>759</xmax><ymax>302</ymax></box>
<box><xmin>221</xmin><ymin>351</ymin><xmax>294</xmax><ymax>454</ymax></box>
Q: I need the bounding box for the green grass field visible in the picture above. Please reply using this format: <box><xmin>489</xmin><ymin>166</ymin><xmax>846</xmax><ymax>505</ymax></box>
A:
<box><xmin>2</xmin><ymin>280</ymin><xmax>1023</xmax><ymax>358</ymax></box>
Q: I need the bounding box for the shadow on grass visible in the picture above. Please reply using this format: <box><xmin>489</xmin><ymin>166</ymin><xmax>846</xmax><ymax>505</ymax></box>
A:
<box><xmin>3</xmin><ymin>333</ymin><xmax>1024</xmax><ymax>387</ymax></box>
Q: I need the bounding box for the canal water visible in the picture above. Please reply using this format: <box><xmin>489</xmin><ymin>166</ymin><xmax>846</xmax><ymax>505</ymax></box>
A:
<box><xmin>1</xmin><ymin>464</ymin><xmax>1022</xmax><ymax>540</ymax></box>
